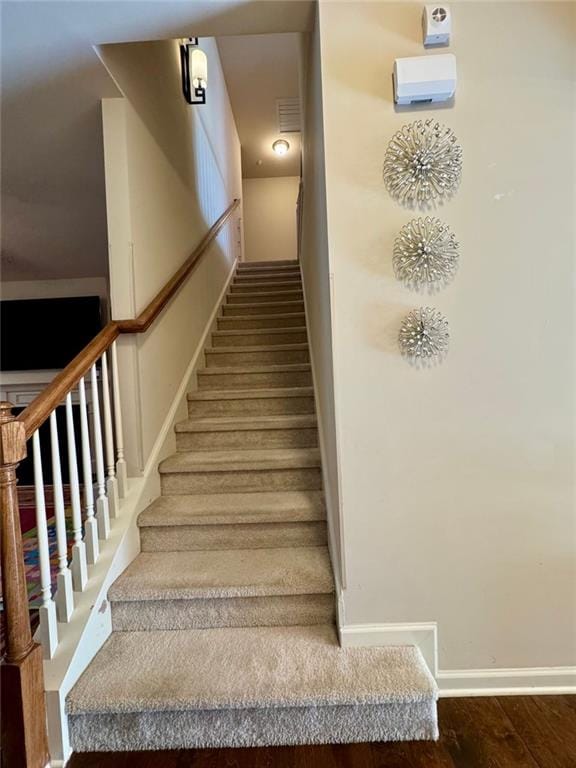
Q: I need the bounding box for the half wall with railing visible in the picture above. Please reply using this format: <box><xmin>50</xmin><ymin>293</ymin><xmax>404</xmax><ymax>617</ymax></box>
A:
<box><xmin>0</xmin><ymin>199</ymin><xmax>240</xmax><ymax>768</ymax></box>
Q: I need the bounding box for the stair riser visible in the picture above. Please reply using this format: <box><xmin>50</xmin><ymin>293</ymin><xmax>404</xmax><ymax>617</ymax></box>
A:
<box><xmin>212</xmin><ymin>330</ymin><xmax>307</xmax><ymax>347</ymax></box>
<box><xmin>222</xmin><ymin>303</ymin><xmax>304</xmax><ymax>316</ymax></box>
<box><xmin>237</xmin><ymin>268</ymin><xmax>299</xmax><ymax>275</ymax></box>
<box><xmin>140</xmin><ymin>521</ymin><xmax>327</xmax><ymax>552</ymax></box>
<box><xmin>197</xmin><ymin>370</ymin><xmax>313</xmax><ymax>390</ymax></box>
<box><xmin>176</xmin><ymin>427</ymin><xmax>318</xmax><ymax>451</ymax></box>
<box><xmin>218</xmin><ymin>315</ymin><xmax>305</xmax><ymax>330</ymax></box>
<box><xmin>230</xmin><ymin>284</ymin><xmax>302</xmax><ymax>294</ymax></box>
<box><xmin>187</xmin><ymin>396</ymin><xmax>315</xmax><ymax>417</ymax></box>
<box><xmin>233</xmin><ymin>274</ymin><xmax>301</xmax><ymax>284</ymax></box>
<box><xmin>111</xmin><ymin>593</ymin><xmax>334</xmax><ymax>632</ymax></box>
<box><xmin>69</xmin><ymin>701</ymin><xmax>438</xmax><ymax>752</ymax></box>
<box><xmin>161</xmin><ymin>467</ymin><xmax>322</xmax><ymax>495</ymax></box>
<box><xmin>227</xmin><ymin>292</ymin><xmax>303</xmax><ymax>304</ymax></box>
<box><xmin>205</xmin><ymin>349</ymin><xmax>309</xmax><ymax>367</ymax></box>
<box><xmin>237</xmin><ymin>263</ymin><xmax>299</xmax><ymax>272</ymax></box>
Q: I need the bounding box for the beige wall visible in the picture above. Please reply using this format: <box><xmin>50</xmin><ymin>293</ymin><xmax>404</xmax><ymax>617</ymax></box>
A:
<box><xmin>100</xmin><ymin>38</ymin><xmax>241</xmax><ymax>471</ymax></box>
<box><xmin>242</xmin><ymin>177</ymin><xmax>299</xmax><ymax>262</ymax></box>
<box><xmin>318</xmin><ymin>1</ymin><xmax>576</xmax><ymax>671</ymax></box>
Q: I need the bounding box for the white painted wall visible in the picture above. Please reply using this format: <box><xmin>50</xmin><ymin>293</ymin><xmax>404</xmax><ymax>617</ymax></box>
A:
<box><xmin>318</xmin><ymin>1</ymin><xmax>576</xmax><ymax>673</ymax></box>
<box><xmin>298</xmin><ymin>22</ymin><xmax>344</xmax><ymax>595</ymax></box>
<box><xmin>242</xmin><ymin>177</ymin><xmax>299</xmax><ymax>262</ymax></box>
<box><xmin>99</xmin><ymin>38</ymin><xmax>242</xmax><ymax>472</ymax></box>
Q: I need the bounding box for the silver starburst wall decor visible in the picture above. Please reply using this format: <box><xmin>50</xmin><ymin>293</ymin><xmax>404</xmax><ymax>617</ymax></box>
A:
<box><xmin>399</xmin><ymin>307</ymin><xmax>450</xmax><ymax>360</ymax></box>
<box><xmin>393</xmin><ymin>217</ymin><xmax>459</xmax><ymax>290</ymax></box>
<box><xmin>383</xmin><ymin>119</ymin><xmax>462</xmax><ymax>205</ymax></box>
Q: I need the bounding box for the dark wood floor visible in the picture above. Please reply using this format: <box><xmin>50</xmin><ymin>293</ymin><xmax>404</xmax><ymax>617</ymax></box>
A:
<box><xmin>69</xmin><ymin>696</ymin><xmax>575</xmax><ymax>767</ymax></box>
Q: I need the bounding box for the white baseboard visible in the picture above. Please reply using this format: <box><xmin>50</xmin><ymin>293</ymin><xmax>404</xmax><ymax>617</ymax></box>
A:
<box><xmin>299</xmin><ymin>263</ymin><xmax>347</xmax><ymax>617</ymax></box>
<box><xmin>437</xmin><ymin>666</ymin><xmax>576</xmax><ymax>697</ymax></box>
<box><xmin>339</xmin><ymin>622</ymin><xmax>439</xmax><ymax>679</ymax></box>
<box><xmin>339</xmin><ymin>622</ymin><xmax>575</xmax><ymax>697</ymax></box>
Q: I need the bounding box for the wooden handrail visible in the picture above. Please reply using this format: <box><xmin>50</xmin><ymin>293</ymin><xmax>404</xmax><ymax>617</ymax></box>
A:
<box><xmin>1</xmin><ymin>198</ymin><xmax>240</xmax><ymax>768</ymax></box>
<box><xmin>119</xmin><ymin>199</ymin><xmax>240</xmax><ymax>334</ymax></box>
<box><xmin>20</xmin><ymin>198</ymin><xmax>240</xmax><ymax>439</ymax></box>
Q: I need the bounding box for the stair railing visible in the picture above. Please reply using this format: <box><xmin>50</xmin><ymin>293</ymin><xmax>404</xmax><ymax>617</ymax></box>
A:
<box><xmin>0</xmin><ymin>198</ymin><xmax>240</xmax><ymax>768</ymax></box>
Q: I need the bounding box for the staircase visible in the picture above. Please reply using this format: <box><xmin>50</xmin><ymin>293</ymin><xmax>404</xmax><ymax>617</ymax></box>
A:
<box><xmin>66</xmin><ymin>260</ymin><xmax>438</xmax><ymax>752</ymax></box>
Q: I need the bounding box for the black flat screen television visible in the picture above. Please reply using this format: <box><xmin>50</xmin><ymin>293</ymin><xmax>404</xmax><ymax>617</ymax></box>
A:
<box><xmin>0</xmin><ymin>295</ymin><xmax>102</xmax><ymax>371</ymax></box>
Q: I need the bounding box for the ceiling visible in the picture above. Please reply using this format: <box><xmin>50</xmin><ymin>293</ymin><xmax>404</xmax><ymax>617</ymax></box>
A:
<box><xmin>217</xmin><ymin>33</ymin><xmax>301</xmax><ymax>179</ymax></box>
<box><xmin>1</xmin><ymin>1</ymin><xmax>313</xmax><ymax>281</ymax></box>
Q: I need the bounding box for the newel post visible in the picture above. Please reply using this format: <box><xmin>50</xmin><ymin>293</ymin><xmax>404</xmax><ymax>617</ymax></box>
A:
<box><xmin>0</xmin><ymin>402</ymin><xmax>50</xmax><ymax>768</ymax></box>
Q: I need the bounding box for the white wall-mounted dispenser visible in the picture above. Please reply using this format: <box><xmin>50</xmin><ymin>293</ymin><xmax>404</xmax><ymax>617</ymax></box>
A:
<box><xmin>393</xmin><ymin>53</ymin><xmax>456</xmax><ymax>106</ymax></box>
<box><xmin>422</xmin><ymin>5</ymin><xmax>452</xmax><ymax>47</ymax></box>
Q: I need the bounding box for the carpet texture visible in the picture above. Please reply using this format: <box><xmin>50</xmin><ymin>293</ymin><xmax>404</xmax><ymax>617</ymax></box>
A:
<box><xmin>66</xmin><ymin>261</ymin><xmax>438</xmax><ymax>751</ymax></box>
<box><xmin>109</xmin><ymin>547</ymin><xmax>334</xmax><ymax>601</ymax></box>
<box><xmin>67</xmin><ymin>625</ymin><xmax>436</xmax><ymax>714</ymax></box>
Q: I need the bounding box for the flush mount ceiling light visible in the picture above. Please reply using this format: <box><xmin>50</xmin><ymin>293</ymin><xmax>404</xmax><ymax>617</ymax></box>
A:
<box><xmin>180</xmin><ymin>38</ymin><xmax>207</xmax><ymax>105</ymax></box>
<box><xmin>272</xmin><ymin>139</ymin><xmax>290</xmax><ymax>156</ymax></box>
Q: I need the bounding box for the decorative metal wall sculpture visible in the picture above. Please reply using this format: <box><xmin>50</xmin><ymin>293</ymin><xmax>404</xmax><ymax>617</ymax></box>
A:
<box><xmin>393</xmin><ymin>217</ymin><xmax>459</xmax><ymax>289</ymax></box>
<box><xmin>398</xmin><ymin>307</ymin><xmax>450</xmax><ymax>360</ymax></box>
<box><xmin>383</xmin><ymin>119</ymin><xmax>462</xmax><ymax>205</ymax></box>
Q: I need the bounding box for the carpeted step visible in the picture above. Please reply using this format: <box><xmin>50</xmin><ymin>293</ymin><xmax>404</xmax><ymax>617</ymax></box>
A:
<box><xmin>197</xmin><ymin>363</ymin><xmax>313</xmax><ymax>390</ymax></box>
<box><xmin>222</xmin><ymin>300</ymin><xmax>304</xmax><ymax>316</ymax></box>
<box><xmin>230</xmin><ymin>281</ymin><xmax>302</xmax><ymax>293</ymax></box>
<box><xmin>227</xmin><ymin>289</ymin><xmax>304</xmax><ymax>305</ymax></box>
<box><xmin>108</xmin><ymin>547</ymin><xmax>334</xmax><ymax>631</ymax></box>
<box><xmin>187</xmin><ymin>387</ymin><xmax>315</xmax><ymax>417</ymax></box>
<box><xmin>237</xmin><ymin>260</ymin><xmax>299</xmax><ymax>270</ymax></box>
<box><xmin>66</xmin><ymin>624</ymin><xmax>438</xmax><ymax>752</ymax></box>
<box><xmin>138</xmin><ymin>490</ymin><xmax>327</xmax><ymax>551</ymax></box>
<box><xmin>175</xmin><ymin>414</ymin><xmax>318</xmax><ymax>451</ymax></box>
<box><xmin>217</xmin><ymin>312</ymin><xmax>306</xmax><ymax>330</ymax></box>
<box><xmin>212</xmin><ymin>327</ymin><xmax>307</xmax><ymax>347</ymax></box>
<box><xmin>159</xmin><ymin>447</ymin><xmax>322</xmax><ymax>494</ymax></box>
<box><xmin>205</xmin><ymin>343</ymin><xmax>309</xmax><ymax>368</ymax></box>
<box><xmin>233</xmin><ymin>272</ymin><xmax>301</xmax><ymax>284</ymax></box>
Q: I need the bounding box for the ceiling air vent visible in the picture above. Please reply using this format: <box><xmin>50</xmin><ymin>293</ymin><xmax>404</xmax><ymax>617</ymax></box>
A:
<box><xmin>276</xmin><ymin>98</ymin><xmax>301</xmax><ymax>133</ymax></box>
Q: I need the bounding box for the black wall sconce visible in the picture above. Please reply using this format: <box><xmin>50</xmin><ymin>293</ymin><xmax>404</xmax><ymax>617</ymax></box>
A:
<box><xmin>180</xmin><ymin>38</ymin><xmax>207</xmax><ymax>105</ymax></box>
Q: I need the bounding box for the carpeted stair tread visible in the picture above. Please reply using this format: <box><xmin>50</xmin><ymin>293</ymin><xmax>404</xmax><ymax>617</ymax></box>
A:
<box><xmin>175</xmin><ymin>415</ymin><xmax>317</xmax><ymax>433</ymax></box>
<box><xmin>66</xmin><ymin>624</ymin><xmax>437</xmax><ymax>716</ymax></box>
<box><xmin>218</xmin><ymin>312</ymin><xmax>306</xmax><ymax>321</ymax></box>
<box><xmin>212</xmin><ymin>327</ymin><xmax>307</xmax><ymax>337</ymax></box>
<box><xmin>222</xmin><ymin>300</ymin><xmax>304</xmax><ymax>312</ymax></box>
<box><xmin>238</xmin><ymin>261</ymin><xmax>299</xmax><ymax>270</ymax></box>
<box><xmin>188</xmin><ymin>386</ymin><xmax>314</xmax><ymax>402</ymax></box>
<box><xmin>230</xmin><ymin>281</ymin><xmax>302</xmax><ymax>291</ymax></box>
<box><xmin>138</xmin><ymin>491</ymin><xmax>326</xmax><ymax>527</ymax></box>
<box><xmin>206</xmin><ymin>343</ymin><xmax>309</xmax><ymax>354</ymax></box>
<box><xmin>199</xmin><ymin>363</ymin><xmax>311</xmax><ymax>376</ymax></box>
<box><xmin>227</xmin><ymin>289</ymin><xmax>303</xmax><ymax>299</ymax></box>
<box><xmin>108</xmin><ymin>547</ymin><xmax>334</xmax><ymax>601</ymax></box>
<box><xmin>159</xmin><ymin>447</ymin><xmax>321</xmax><ymax>474</ymax></box>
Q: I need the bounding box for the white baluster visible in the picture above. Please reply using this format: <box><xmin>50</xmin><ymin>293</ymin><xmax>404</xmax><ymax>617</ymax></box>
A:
<box><xmin>101</xmin><ymin>350</ymin><xmax>119</xmax><ymax>518</ymax></box>
<box><xmin>91</xmin><ymin>362</ymin><xmax>110</xmax><ymax>539</ymax></box>
<box><xmin>50</xmin><ymin>411</ymin><xmax>74</xmax><ymax>623</ymax></box>
<box><xmin>111</xmin><ymin>340</ymin><xmax>128</xmax><ymax>498</ymax></box>
<box><xmin>32</xmin><ymin>431</ymin><xmax>58</xmax><ymax>658</ymax></box>
<box><xmin>66</xmin><ymin>393</ymin><xmax>88</xmax><ymax>591</ymax></box>
<box><xmin>79</xmin><ymin>376</ymin><xmax>99</xmax><ymax>564</ymax></box>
